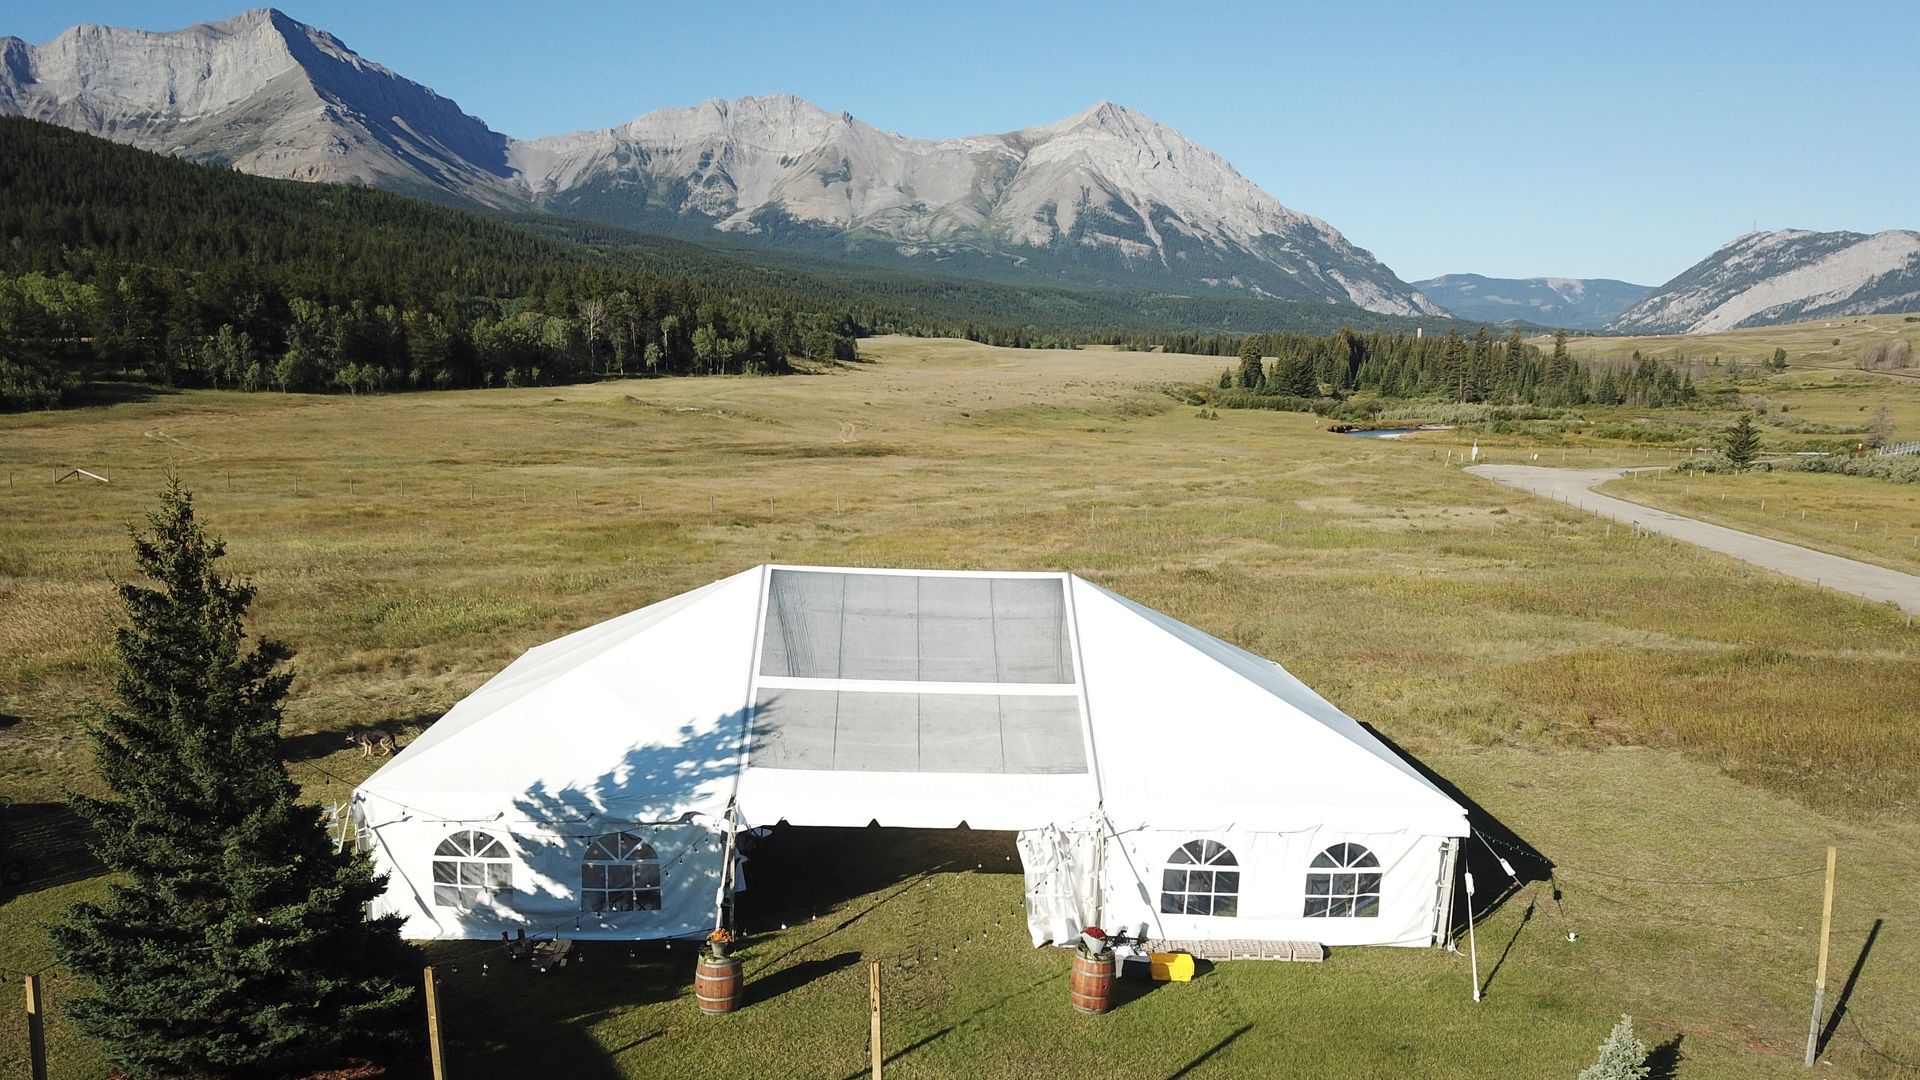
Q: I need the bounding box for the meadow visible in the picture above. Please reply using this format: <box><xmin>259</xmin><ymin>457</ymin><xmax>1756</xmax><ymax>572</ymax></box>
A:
<box><xmin>1</xmin><ymin>336</ymin><xmax>1916</xmax><ymax>1078</ymax></box>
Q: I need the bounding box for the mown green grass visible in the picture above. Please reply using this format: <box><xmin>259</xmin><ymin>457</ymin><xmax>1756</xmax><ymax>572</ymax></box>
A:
<box><xmin>2</xmin><ymin>335</ymin><xmax>1917</xmax><ymax>1077</ymax></box>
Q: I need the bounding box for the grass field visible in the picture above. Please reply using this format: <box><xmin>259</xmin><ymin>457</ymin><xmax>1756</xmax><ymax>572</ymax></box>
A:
<box><xmin>3</xmin><ymin>335</ymin><xmax>1917</xmax><ymax>1077</ymax></box>
<box><xmin>1551</xmin><ymin>313</ymin><xmax>1920</xmax><ymax>376</ymax></box>
<box><xmin>1600</xmin><ymin>470</ymin><xmax>1920</xmax><ymax>576</ymax></box>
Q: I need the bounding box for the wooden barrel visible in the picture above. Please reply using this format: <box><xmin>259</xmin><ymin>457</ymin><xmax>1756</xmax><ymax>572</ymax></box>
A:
<box><xmin>694</xmin><ymin>955</ymin><xmax>743</xmax><ymax>1014</ymax></box>
<box><xmin>1068</xmin><ymin>952</ymin><xmax>1115</xmax><ymax>1014</ymax></box>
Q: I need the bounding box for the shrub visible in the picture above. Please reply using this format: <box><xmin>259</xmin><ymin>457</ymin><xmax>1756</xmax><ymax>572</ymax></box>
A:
<box><xmin>1576</xmin><ymin>1015</ymin><xmax>1650</xmax><ymax>1080</ymax></box>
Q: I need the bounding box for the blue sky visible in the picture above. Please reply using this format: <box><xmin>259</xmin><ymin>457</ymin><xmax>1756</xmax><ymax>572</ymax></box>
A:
<box><xmin>15</xmin><ymin>1</ymin><xmax>1919</xmax><ymax>285</ymax></box>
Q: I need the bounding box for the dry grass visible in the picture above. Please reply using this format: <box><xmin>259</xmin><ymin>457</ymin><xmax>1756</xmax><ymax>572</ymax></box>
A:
<box><xmin>1601</xmin><ymin>470</ymin><xmax>1920</xmax><ymax>576</ymax></box>
<box><xmin>2</xmin><ymin>334</ymin><xmax>1917</xmax><ymax>1077</ymax></box>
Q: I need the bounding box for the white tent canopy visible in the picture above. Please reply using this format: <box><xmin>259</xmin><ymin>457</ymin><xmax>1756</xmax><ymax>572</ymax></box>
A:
<box><xmin>353</xmin><ymin>566</ymin><xmax>1468</xmax><ymax>948</ymax></box>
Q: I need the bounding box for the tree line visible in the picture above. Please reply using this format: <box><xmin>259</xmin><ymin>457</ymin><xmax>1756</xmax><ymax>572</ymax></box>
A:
<box><xmin>1163</xmin><ymin>326</ymin><xmax>1698</xmax><ymax>408</ymax></box>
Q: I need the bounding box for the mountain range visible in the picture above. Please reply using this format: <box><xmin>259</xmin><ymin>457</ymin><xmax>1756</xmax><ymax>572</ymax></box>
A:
<box><xmin>4</xmin><ymin>8</ymin><xmax>1917</xmax><ymax>335</ymax></box>
<box><xmin>0</xmin><ymin>9</ymin><xmax>1442</xmax><ymax>317</ymax></box>
<box><xmin>1411</xmin><ymin>275</ymin><xmax>1654</xmax><ymax>331</ymax></box>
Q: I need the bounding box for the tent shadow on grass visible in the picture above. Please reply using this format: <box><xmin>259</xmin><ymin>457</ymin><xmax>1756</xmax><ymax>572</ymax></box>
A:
<box><xmin>281</xmin><ymin>711</ymin><xmax>440</xmax><ymax>763</ymax></box>
<box><xmin>1360</xmin><ymin>725</ymin><xmax>1554</xmax><ymax>935</ymax></box>
<box><xmin>0</xmin><ymin>801</ymin><xmax>105</xmax><ymax>909</ymax></box>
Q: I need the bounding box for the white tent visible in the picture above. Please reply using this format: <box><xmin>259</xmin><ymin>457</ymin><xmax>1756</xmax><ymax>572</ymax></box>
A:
<box><xmin>351</xmin><ymin>565</ymin><xmax>1468</xmax><ymax>950</ymax></box>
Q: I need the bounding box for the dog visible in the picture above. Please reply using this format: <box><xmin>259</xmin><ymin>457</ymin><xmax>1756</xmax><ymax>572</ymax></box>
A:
<box><xmin>345</xmin><ymin>729</ymin><xmax>397</xmax><ymax>758</ymax></box>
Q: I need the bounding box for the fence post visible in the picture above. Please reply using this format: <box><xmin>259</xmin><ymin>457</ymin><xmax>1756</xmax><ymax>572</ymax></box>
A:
<box><xmin>1803</xmin><ymin>846</ymin><xmax>1837</xmax><ymax>1067</ymax></box>
<box><xmin>24</xmin><ymin>973</ymin><xmax>48</xmax><ymax>1080</ymax></box>
<box><xmin>425</xmin><ymin>965</ymin><xmax>447</xmax><ymax>1080</ymax></box>
<box><xmin>869</xmin><ymin>959</ymin><xmax>883</xmax><ymax>1080</ymax></box>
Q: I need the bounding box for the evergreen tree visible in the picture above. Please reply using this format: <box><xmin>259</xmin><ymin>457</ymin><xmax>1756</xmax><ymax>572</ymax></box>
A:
<box><xmin>1235</xmin><ymin>338</ymin><xmax>1265</xmax><ymax>389</ymax></box>
<box><xmin>1576</xmin><ymin>1015</ymin><xmax>1650</xmax><ymax>1080</ymax></box>
<box><xmin>1724</xmin><ymin>412</ymin><xmax>1762</xmax><ymax>469</ymax></box>
<box><xmin>49</xmin><ymin>481</ymin><xmax>418</xmax><ymax>1078</ymax></box>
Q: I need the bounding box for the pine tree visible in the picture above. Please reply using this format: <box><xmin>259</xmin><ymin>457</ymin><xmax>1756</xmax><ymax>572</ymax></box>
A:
<box><xmin>1724</xmin><ymin>412</ymin><xmax>1762</xmax><ymax>469</ymax></box>
<box><xmin>49</xmin><ymin>480</ymin><xmax>418</xmax><ymax>1078</ymax></box>
<box><xmin>1235</xmin><ymin>338</ymin><xmax>1265</xmax><ymax>389</ymax></box>
<box><xmin>1576</xmin><ymin>1015</ymin><xmax>1650</xmax><ymax>1080</ymax></box>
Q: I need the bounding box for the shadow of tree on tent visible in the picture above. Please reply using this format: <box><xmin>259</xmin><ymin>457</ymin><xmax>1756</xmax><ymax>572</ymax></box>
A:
<box><xmin>395</xmin><ymin>708</ymin><xmax>755</xmax><ymax>1079</ymax></box>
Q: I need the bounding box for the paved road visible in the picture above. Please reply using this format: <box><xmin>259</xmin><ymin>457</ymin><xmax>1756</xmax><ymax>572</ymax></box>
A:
<box><xmin>1468</xmin><ymin>464</ymin><xmax>1920</xmax><ymax>616</ymax></box>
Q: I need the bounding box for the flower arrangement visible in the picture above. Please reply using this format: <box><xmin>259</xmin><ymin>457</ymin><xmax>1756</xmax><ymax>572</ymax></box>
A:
<box><xmin>706</xmin><ymin>927</ymin><xmax>735</xmax><ymax>959</ymax></box>
<box><xmin>1075</xmin><ymin>925</ymin><xmax>1112</xmax><ymax>960</ymax></box>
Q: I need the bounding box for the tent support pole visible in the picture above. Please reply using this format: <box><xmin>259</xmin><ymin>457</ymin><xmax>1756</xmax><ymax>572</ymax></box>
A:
<box><xmin>1463</xmin><ymin>871</ymin><xmax>1481</xmax><ymax>1002</ymax></box>
<box><xmin>713</xmin><ymin>803</ymin><xmax>739</xmax><ymax>935</ymax></box>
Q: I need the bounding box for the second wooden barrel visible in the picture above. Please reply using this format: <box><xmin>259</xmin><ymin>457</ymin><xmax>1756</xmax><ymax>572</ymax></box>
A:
<box><xmin>694</xmin><ymin>954</ymin><xmax>743</xmax><ymax>1014</ymax></box>
<box><xmin>1068</xmin><ymin>952</ymin><xmax>1115</xmax><ymax>1014</ymax></box>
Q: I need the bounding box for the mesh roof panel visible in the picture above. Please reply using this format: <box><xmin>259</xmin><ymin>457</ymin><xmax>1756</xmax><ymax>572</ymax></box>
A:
<box><xmin>750</xmin><ymin>689</ymin><xmax>1087</xmax><ymax>774</ymax></box>
<box><xmin>760</xmin><ymin>570</ymin><xmax>1072</xmax><ymax>683</ymax></box>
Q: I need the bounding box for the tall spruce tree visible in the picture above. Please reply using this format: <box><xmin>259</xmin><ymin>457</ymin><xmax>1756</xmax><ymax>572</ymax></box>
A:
<box><xmin>1235</xmin><ymin>338</ymin><xmax>1265</xmax><ymax>389</ymax></box>
<box><xmin>50</xmin><ymin>480</ymin><xmax>417</xmax><ymax>1078</ymax></box>
<box><xmin>1724</xmin><ymin>412</ymin><xmax>1762</xmax><ymax>469</ymax></box>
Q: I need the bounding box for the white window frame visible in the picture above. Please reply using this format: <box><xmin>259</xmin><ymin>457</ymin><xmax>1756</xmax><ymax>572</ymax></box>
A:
<box><xmin>432</xmin><ymin>829</ymin><xmax>511</xmax><ymax>908</ymax></box>
<box><xmin>581</xmin><ymin>830</ymin><xmax>663</xmax><ymax>913</ymax></box>
<box><xmin>1160</xmin><ymin>839</ymin><xmax>1240</xmax><ymax>917</ymax></box>
<box><xmin>1304</xmin><ymin>842</ymin><xmax>1381</xmax><ymax>918</ymax></box>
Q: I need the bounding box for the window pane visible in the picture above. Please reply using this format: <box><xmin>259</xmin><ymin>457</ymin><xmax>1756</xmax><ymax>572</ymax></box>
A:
<box><xmin>1310</xmin><ymin>851</ymin><xmax>1336</xmax><ymax>868</ymax></box>
<box><xmin>486</xmin><ymin>863</ymin><xmax>511</xmax><ymax>889</ymax></box>
<box><xmin>638</xmin><ymin>889</ymin><xmax>662</xmax><ymax>911</ymax></box>
<box><xmin>582</xmin><ymin>865</ymin><xmax>607</xmax><ymax>890</ymax></box>
<box><xmin>1198</xmin><ymin>841</ymin><xmax>1222</xmax><ymax>863</ymax></box>
<box><xmin>609</xmin><ymin>893</ymin><xmax>633</xmax><ymax>912</ymax></box>
<box><xmin>477</xmin><ymin>836</ymin><xmax>509</xmax><ymax>858</ymax></box>
<box><xmin>1355</xmin><ymin>895</ymin><xmax>1380</xmax><ymax>918</ymax></box>
<box><xmin>636</xmin><ymin>864</ymin><xmax>662</xmax><ymax>888</ymax></box>
<box><xmin>1162</xmin><ymin>868</ymin><xmax>1186</xmax><ymax>893</ymax></box>
<box><xmin>1169</xmin><ymin>845</ymin><xmax>1196</xmax><ymax>865</ymax></box>
<box><xmin>1161</xmin><ymin>893</ymin><xmax>1184</xmax><ymax>914</ymax></box>
<box><xmin>459</xmin><ymin>862</ymin><xmax>485</xmax><ymax>886</ymax></box>
<box><xmin>1305</xmin><ymin>873</ymin><xmax>1331</xmax><ymax>896</ymax></box>
<box><xmin>1352</xmin><ymin>847</ymin><xmax>1379</xmax><ymax>868</ymax></box>
<box><xmin>607</xmin><ymin>865</ymin><xmax>634</xmax><ymax>890</ymax></box>
<box><xmin>1213</xmin><ymin>895</ymin><xmax>1237</xmax><ymax>918</ymax></box>
<box><xmin>585</xmin><ymin>838</ymin><xmax>614</xmax><ymax>861</ymax></box>
<box><xmin>1214</xmin><ymin>871</ymin><xmax>1240</xmax><ymax>894</ymax></box>
<box><xmin>1356</xmin><ymin>873</ymin><xmax>1382</xmax><ymax>896</ymax></box>
<box><xmin>1211</xmin><ymin>848</ymin><xmax>1237</xmax><ymax>867</ymax></box>
<box><xmin>1304</xmin><ymin>897</ymin><xmax>1330</xmax><ymax>918</ymax></box>
<box><xmin>1186</xmin><ymin>894</ymin><xmax>1212</xmax><ymax>916</ymax></box>
<box><xmin>632</xmin><ymin>842</ymin><xmax>658</xmax><ymax>862</ymax></box>
<box><xmin>1328</xmin><ymin>897</ymin><xmax>1355</xmax><ymax>918</ymax></box>
<box><xmin>433</xmin><ymin>861</ymin><xmax>457</xmax><ymax>884</ymax></box>
<box><xmin>434</xmin><ymin>885</ymin><xmax>461</xmax><ymax>907</ymax></box>
<box><xmin>1332</xmin><ymin>873</ymin><xmax>1357</xmax><ymax>897</ymax></box>
<box><xmin>1189</xmin><ymin>871</ymin><xmax>1214</xmax><ymax>894</ymax></box>
<box><xmin>435</xmin><ymin>836</ymin><xmax>465</xmax><ymax>857</ymax></box>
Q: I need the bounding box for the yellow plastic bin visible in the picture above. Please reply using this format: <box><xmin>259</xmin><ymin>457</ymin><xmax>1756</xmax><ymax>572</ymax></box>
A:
<box><xmin>1149</xmin><ymin>951</ymin><xmax>1195</xmax><ymax>982</ymax></box>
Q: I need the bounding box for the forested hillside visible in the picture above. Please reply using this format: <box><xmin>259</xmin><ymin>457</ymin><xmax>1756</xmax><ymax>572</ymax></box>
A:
<box><xmin>0</xmin><ymin>118</ymin><xmax>1455</xmax><ymax>409</ymax></box>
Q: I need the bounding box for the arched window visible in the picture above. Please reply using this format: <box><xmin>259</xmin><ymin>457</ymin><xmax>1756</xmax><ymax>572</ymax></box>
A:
<box><xmin>433</xmin><ymin>830</ymin><xmax>511</xmax><ymax>908</ymax></box>
<box><xmin>1304</xmin><ymin>843</ymin><xmax>1380</xmax><ymax>918</ymax></box>
<box><xmin>1160</xmin><ymin>839</ymin><xmax>1239</xmax><ymax>917</ymax></box>
<box><xmin>582</xmin><ymin>831</ymin><xmax>662</xmax><ymax>912</ymax></box>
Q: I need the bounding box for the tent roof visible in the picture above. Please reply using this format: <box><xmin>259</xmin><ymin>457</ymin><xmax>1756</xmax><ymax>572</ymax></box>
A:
<box><xmin>356</xmin><ymin>566</ymin><xmax>1466</xmax><ymax>836</ymax></box>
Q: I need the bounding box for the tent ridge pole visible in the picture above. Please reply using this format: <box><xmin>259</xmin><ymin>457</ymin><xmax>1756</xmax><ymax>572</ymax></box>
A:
<box><xmin>1060</xmin><ymin>574</ymin><xmax>1108</xmax><ymax>928</ymax></box>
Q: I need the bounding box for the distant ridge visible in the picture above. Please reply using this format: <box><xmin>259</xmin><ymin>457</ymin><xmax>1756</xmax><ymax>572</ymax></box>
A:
<box><xmin>1609</xmin><ymin>229</ymin><xmax>1920</xmax><ymax>334</ymax></box>
<box><xmin>0</xmin><ymin>9</ymin><xmax>1444</xmax><ymax>317</ymax></box>
<box><xmin>1412</xmin><ymin>274</ymin><xmax>1653</xmax><ymax>330</ymax></box>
